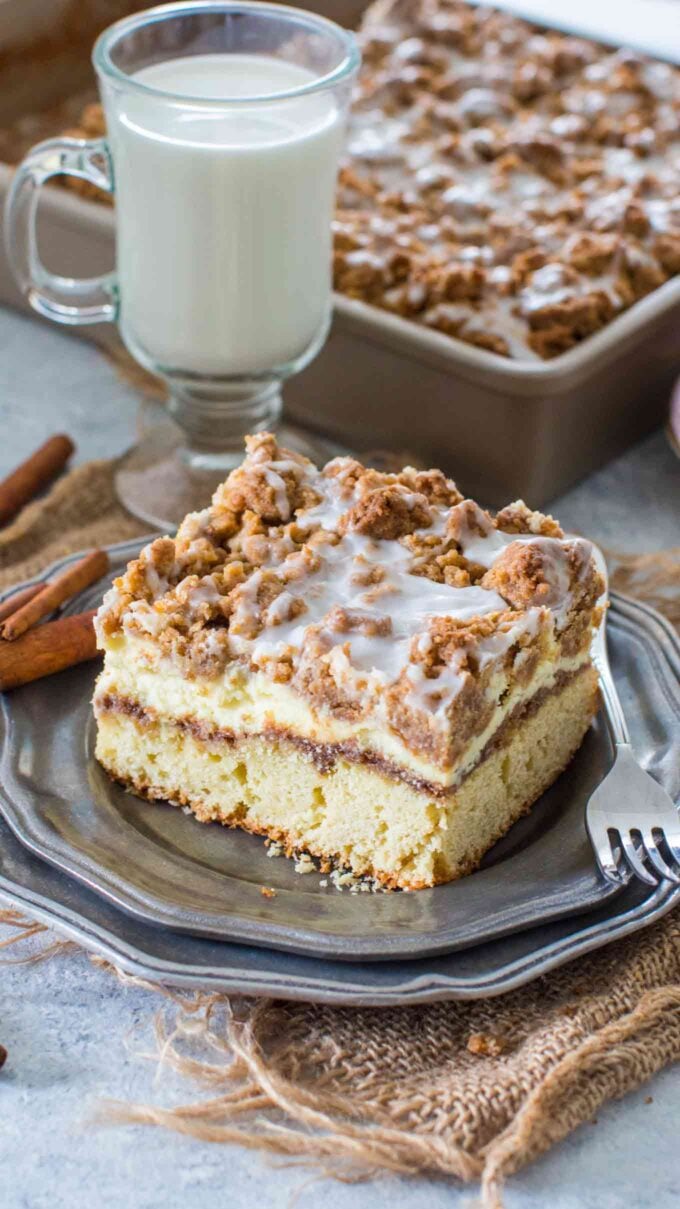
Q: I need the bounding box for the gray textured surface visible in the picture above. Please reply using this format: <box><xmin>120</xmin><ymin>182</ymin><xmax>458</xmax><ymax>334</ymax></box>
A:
<box><xmin>1</xmin><ymin>306</ymin><xmax>679</xmax><ymax>1207</ymax></box>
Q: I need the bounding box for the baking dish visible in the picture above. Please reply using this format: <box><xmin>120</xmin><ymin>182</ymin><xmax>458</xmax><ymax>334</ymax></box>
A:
<box><xmin>0</xmin><ymin>0</ymin><xmax>678</xmax><ymax>505</ymax></box>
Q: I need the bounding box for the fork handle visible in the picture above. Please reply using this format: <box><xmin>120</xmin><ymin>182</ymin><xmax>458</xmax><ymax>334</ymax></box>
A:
<box><xmin>588</xmin><ymin>542</ymin><xmax>631</xmax><ymax>748</ymax></box>
<box><xmin>592</xmin><ymin>634</ymin><xmax>630</xmax><ymax>747</ymax></box>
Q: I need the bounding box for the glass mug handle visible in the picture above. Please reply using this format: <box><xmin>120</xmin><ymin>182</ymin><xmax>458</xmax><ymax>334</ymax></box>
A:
<box><xmin>4</xmin><ymin>136</ymin><xmax>117</xmax><ymax>325</ymax></box>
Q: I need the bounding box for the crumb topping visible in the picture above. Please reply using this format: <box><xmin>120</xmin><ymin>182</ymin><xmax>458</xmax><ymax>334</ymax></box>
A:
<box><xmin>334</xmin><ymin>0</ymin><xmax>680</xmax><ymax>359</ymax></box>
<box><xmin>467</xmin><ymin>1031</ymin><xmax>510</xmax><ymax>1057</ymax></box>
<box><xmin>96</xmin><ymin>435</ymin><xmax>602</xmax><ymax>766</ymax></box>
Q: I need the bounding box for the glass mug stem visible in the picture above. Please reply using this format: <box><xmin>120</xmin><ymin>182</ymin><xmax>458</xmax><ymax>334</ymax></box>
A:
<box><xmin>5</xmin><ymin>137</ymin><xmax>117</xmax><ymax>324</ymax></box>
<box><xmin>169</xmin><ymin>380</ymin><xmax>283</xmax><ymax>472</ymax></box>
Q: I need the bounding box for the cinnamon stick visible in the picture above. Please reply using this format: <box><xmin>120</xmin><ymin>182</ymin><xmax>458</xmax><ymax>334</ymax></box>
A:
<box><xmin>0</xmin><ymin>583</ymin><xmax>43</xmax><ymax>625</ymax></box>
<box><xmin>0</xmin><ymin>434</ymin><xmax>75</xmax><ymax>525</ymax></box>
<box><xmin>0</xmin><ymin>610</ymin><xmax>98</xmax><ymax>690</ymax></box>
<box><xmin>1</xmin><ymin>549</ymin><xmax>109</xmax><ymax>641</ymax></box>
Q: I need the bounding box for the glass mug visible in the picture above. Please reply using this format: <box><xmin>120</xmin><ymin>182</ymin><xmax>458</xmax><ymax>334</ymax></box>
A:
<box><xmin>5</xmin><ymin>2</ymin><xmax>359</xmax><ymax>526</ymax></box>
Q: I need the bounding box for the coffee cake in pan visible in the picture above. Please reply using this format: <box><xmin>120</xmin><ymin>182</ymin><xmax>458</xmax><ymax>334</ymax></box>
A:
<box><xmin>336</xmin><ymin>0</ymin><xmax>680</xmax><ymax>359</ymax></box>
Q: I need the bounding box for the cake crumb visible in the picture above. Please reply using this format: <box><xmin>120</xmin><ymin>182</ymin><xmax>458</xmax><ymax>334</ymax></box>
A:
<box><xmin>467</xmin><ymin>1032</ymin><xmax>509</xmax><ymax>1058</ymax></box>
<box><xmin>327</xmin><ymin>866</ymin><xmax>389</xmax><ymax>893</ymax></box>
<box><xmin>260</xmin><ymin>886</ymin><xmax>277</xmax><ymax>899</ymax></box>
<box><xmin>294</xmin><ymin>853</ymin><xmax>317</xmax><ymax>874</ymax></box>
<box><xmin>266</xmin><ymin>842</ymin><xmax>283</xmax><ymax>859</ymax></box>
<box><xmin>331</xmin><ymin>869</ymin><xmax>359</xmax><ymax>889</ymax></box>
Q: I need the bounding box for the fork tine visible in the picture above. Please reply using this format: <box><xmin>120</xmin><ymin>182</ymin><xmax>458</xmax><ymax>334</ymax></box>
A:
<box><xmin>656</xmin><ymin>826</ymin><xmax>680</xmax><ymax>873</ymax></box>
<box><xmin>588</xmin><ymin>824</ymin><xmax>626</xmax><ymax>885</ymax></box>
<box><xmin>659</xmin><ymin>827</ymin><xmax>680</xmax><ymax>866</ymax></box>
<box><xmin>640</xmin><ymin>831</ymin><xmax>680</xmax><ymax>884</ymax></box>
<box><xmin>620</xmin><ymin>831</ymin><xmax>658</xmax><ymax>886</ymax></box>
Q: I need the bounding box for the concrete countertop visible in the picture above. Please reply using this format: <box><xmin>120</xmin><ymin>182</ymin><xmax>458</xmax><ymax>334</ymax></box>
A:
<box><xmin>0</xmin><ymin>307</ymin><xmax>678</xmax><ymax>1209</ymax></box>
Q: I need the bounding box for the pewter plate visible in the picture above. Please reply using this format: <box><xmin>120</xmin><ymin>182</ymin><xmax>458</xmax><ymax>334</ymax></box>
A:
<box><xmin>0</xmin><ymin>540</ymin><xmax>678</xmax><ymax>962</ymax></box>
<box><xmin>0</xmin><ymin>813</ymin><xmax>677</xmax><ymax>1004</ymax></box>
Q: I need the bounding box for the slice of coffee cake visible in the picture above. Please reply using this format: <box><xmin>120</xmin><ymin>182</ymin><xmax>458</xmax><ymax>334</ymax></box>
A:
<box><xmin>93</xmin><ymin>434</ymin><xmax>602</xmax><ymax>889</ymax></box>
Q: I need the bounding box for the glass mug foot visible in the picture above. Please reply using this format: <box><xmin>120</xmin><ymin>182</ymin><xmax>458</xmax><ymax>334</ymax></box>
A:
<box><xmin>3</xmin><ymin>2</ymin><xmax>360</xmax><ymax>530</ymax></box>
<box><xmin>118</xmin><ymin>387</ymin><xmax>344</xmax><ymax>529</ymax></box>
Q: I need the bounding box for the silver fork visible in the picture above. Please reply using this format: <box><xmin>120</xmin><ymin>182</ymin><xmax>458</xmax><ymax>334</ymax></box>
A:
<box><xmin>586</xmin><ymin>552</ymin><xmax>680</xmax><ymax>888</ymax></box>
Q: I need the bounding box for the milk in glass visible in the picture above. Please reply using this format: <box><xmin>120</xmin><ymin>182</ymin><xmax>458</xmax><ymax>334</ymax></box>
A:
<box><xmin>107</xmin><ymin>54</ymin><xmax>343</xmax><ymax>376</ymax></box>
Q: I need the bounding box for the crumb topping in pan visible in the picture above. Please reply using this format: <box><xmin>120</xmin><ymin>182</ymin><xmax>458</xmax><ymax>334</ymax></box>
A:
<box><xmin>334</xmin><ymin>0</ymin><xmax>680</xmax><ymax>358</ymax></box>
<box><xmin>96</xmin><ymin>434</ymin><xmax>603</xmax><ymax>762</ymax></box>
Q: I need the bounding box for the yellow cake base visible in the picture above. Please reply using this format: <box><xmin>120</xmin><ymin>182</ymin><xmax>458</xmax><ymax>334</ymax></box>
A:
<box><xmin>95</xmin><ymin>666</ymin><xmax>598</xmax><ymax>890</ymax></box>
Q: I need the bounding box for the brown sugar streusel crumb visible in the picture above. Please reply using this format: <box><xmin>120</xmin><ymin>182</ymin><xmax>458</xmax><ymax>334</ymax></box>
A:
<box><xmin>467</xmin><ymin>1032</ymin><xmax>510</xmax><ymax>1057</ymax></box>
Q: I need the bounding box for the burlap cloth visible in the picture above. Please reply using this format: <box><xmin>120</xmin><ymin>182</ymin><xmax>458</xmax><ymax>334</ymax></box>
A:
<box><xmin>1</xmin><ymin>457</ymin><xmax>679</xmax><ymax>1208</ymax></box>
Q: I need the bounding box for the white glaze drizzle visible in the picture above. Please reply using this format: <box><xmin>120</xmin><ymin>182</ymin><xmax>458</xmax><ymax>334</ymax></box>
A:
<box><xmin>222</xmin><ymin>472</ymin><xmax>589</xmax><ymax>718</ymax></box>
<box><xmin>232</xmin><ymin>528</ymin><xmax>509</xmax><ymax>691</ymax></box>
<box><xmin>110</xmin><ymin>450</ymin><xmax>593</xmax><ymax>730</ymax></box>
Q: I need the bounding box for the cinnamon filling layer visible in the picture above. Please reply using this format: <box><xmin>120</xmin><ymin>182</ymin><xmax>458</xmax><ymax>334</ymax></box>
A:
<box><xmin>94</xmin><ymin>664</ymin><xmax>592</xmax><ymax>798</ymax></box>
